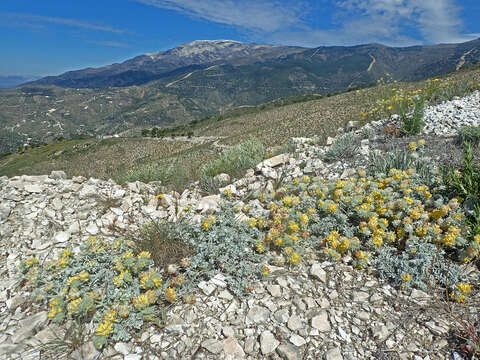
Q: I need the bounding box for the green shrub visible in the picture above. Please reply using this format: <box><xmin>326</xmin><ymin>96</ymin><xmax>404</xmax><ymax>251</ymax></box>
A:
<box><xmin>323</xmin><ymin>132</ymin><xmax>359</xmax><ymax>163</ymax></box>
<box><xmin>201</xmin><ymin>137</ymin><xmax>265</xmax><ymax>178</ymax></box>
<box><xmin>458</xmin><ymin>125</ymin><xmax>480</xmax><ymax>147</ymax></box>
<box><xmin>371</xmin><ymin>140</ymin><xmax>434</xmax><ymax>186</ymax></box>
<box><xmin>119</xmin><ymin>161</ymin><xmax>196</xmax><ymax>191</ymax></box>
<box><xmin>401</xmin><ymin>96</ymin><xmax>425</xmax><ymax>135</ymax></box>
<box><xmin>442</xmin><ymin>141</ymin><xmax>480</xmax><ymax>235</ymax></box>
<box><xmin>361</xmin><ymin>126</ymin><xmax>375</xmax><ymax>140</ymax></box>
<box><xmin>16</xmin><ymin>237</ymin><xmax>172</xmax><ymax>349</ymax></box>
<box><xmin>121</xmin><ymin>163</ymin><xmax>174</xmax><ymax>184</ymax></box>
<box><xmin>199</xmin><ymin>174</ymin><xmax>223</xmax><ymax>193</ymax></box>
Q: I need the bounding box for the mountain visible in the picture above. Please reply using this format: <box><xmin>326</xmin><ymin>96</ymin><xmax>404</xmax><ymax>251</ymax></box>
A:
<box><xmin>0</xmin><ymin>75</ymin><xmax>41</xmax><ymax>88</ymax></box>
<box><xmin>28</xmin><ymin>38</ymin><xmax>480</xmax><ymax>91</ymax></box>
<box><xmin>31</xmin><ymin>40</ymin><xmax>306</xmax><ymax>88</ymax></box>
<box><xmin>1</xmin><ymin>38</ymin><xmax>480</xmax><ymax>155</ymax></box>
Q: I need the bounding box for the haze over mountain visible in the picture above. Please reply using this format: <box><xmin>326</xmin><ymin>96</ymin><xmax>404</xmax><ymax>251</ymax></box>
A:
<box><xmin>0</xmin><ymin>75</ymin><xmax>41</xmax><ymax>89</ymax></box>
<box><xmin>1</xmin><ymin>38</ymin><xmax>480</xmax><ymax>156</ymax></box>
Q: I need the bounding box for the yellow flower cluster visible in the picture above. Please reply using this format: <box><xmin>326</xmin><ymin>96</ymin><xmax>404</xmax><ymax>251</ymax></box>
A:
<box><xmin>450</xmin><ymin>283</ymin><xmax>473</xmax><ymax>303</ymax></box>
<box><xmin>139</xmin><ymin>269</ymin><xmax>162</xmax><ymax>289</ymax></box>
<box><xmin>133</xmin><ymin>292</ymin><xmax>156</xmax><ymax>310</ymax></box>
<box><xmin>52</xmin><ymin>248</ymin><xmax>73</xmax><ymax>268</ymax></box>
<box><xmin>240</xmin><ymin>157</ymin><xmax>476</xmax><ymax>299</ymax></box>
<box><xmin>67</xmin><ymin>270</ymin><xmax>89</xmax><ymax>286</ymax></box>
<box><xmin>25</xmin><ymin>257</ymin><xmax>39</xmax><ymax>268</ymax></box>
<box><xmin>202</xmin><ymin>215</ymin><xmax>216</xmax><ymax>230</ymax></box>
<box><xmin>95</xmin><ymin>319</ymin><xmax>114</xmax><ymax>337</ymax></box>
<box><xmin>66</xmin><ymin>297</ymin><xmax>82</xmax><ymax>315</ymax></box>
<box><xmin>113</xmin><ymin>269</ymin><xmax>132</xmax><ymax>287</ymax></box>
<box><xmin>48</xmin><ymin>296</ymin><xmax>63</xmax><ymax>319</ymax></box>
<box><xmin>165</xmin><ymin>287</ymin><xmax>177</xmax><ymax>303</ymax></box>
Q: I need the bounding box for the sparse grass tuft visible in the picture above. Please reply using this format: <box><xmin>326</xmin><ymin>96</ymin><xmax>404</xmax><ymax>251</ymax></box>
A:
<box><xmin>371</xmin><ymin>140</ymin><xmax>433</xmax><ymax>185</ymax></box>
<box><xmin>133</xmin><ymin>220</ymin><xmax>193</xmax><ymax>269</ymax></box>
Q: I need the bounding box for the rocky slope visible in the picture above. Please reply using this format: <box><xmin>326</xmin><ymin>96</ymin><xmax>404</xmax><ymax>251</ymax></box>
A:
<box><xmin>0</xmin><ymin>140</ymin><xmax>479</xmax><ymax>358</ymax></box>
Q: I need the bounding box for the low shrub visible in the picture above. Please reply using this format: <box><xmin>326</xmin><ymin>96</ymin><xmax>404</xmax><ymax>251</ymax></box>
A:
<box><xmin>171</xmin><ymin>205</ymin><xmax>272</xmax><ymax>296</ymax></box>
<box><xmin>442</xmin><ymin>141</ymin><xmax>480</xmax><ymax>237</ymax></box>
<box><xmin>17</xmin><ymin>237</ymin><xmax>176</xmax><ymax>349</ymax></box>
<box><xmin>401</xmin><ymin>96</ymin><xmax>425</xmax><ymax>135</ymax></box>
<box><xmin>201</xmin><ymin>137</ymin><xmax>265</xmax><ymax>178</ymax></box>
<box><xmin>458</xmin><ymin>125</ymin><xmax>480</xmax><ymax>147</ymax></box>
<box><xmin>323</xmin><ymin>132</ymin><xmax>359</xmax><ymax>163</ymax></box>
<box><xmin>232</xmin><ymin>169</ymin><xmax>476</xmax><ymax>295</ymax></box>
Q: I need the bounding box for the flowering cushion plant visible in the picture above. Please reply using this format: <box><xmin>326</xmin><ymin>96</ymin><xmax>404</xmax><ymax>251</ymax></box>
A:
<box><xmin>17</xmin><ymin>236</ymin><xmax>179</xmax><ymax>349</ymax></box>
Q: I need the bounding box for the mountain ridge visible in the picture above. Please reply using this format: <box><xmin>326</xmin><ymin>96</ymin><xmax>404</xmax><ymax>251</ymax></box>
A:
<box><xmin>1</xmin><ymin>38</ymin><xmax>480</xmax><ymax>156</ymax></box>
<box><xmin>30</xmin><ymin>40</ymin><xmax>306</xmax><ymax>88</ymax></box>
<box><xmin>26</xmin><ymin>38</ymin><xmax>480</xmax><ymax>90</ymax></box>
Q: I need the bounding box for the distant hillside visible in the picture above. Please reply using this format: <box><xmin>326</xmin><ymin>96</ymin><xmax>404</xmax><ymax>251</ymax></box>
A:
<box><xmin>1</xmin><ymin>38</ymin><xmax>480</xmax><ymax>155</ymax></box>
<box><xmin>29</xmin><ymin>38</ymin><xmax>480</xmax><ymax>90</ymax></box>
<box><xmin>0</xmin><ymin>75</ymin><xmax>41</xmax><ymax>88</ymax></box>
<box><xmin>31</xmin><ymin>40</ymin><xmax>305</xmax><ymax>88</ymax></box>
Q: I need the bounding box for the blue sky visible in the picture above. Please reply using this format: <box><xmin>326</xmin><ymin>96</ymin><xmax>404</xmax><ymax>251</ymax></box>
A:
<box><xmin>1</xmin><ymin>0</ymin><xmax>480</xmax><ymax>76</ymax></box>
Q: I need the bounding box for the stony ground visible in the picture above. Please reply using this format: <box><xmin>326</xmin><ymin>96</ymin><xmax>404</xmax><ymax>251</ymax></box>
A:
<box><xmin>0</xmin><ymin>110</ymin><xmax>479</xmax><ymax>360</ymax></box>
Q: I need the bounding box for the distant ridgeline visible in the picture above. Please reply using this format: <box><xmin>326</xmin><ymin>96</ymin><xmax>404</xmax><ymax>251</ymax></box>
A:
<box><xmin>0</xmin><ymin>38</ymin><xmax>479</xmax><ymax>153</ymax></box>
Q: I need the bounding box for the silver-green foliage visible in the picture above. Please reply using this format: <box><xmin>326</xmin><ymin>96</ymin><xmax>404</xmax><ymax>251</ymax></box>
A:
<box><xmin>323</xmin><ymin>132</ymin><xmax>359</xmax><ymax>163</ymax></box>
<box><xmin>201</xmin><ymin>137</ymin><xmax>265</xmax><ymax>178</ymax></box>
<box><xmin>375</xmin><ymin>241</ymin><xmax>463</xmax><ymax>291</ymax></box>
<box><xmin>16</xmin><ymin>238</ymin><xmax>166</xmax><ymax>349</ymax></box>
<box><xmin>175</xmin><ymin>205</ymin><xmax>268</xmax><ymax>296</ymax></box>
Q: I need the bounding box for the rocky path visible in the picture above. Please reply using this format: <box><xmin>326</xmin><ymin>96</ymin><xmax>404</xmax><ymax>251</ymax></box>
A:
<box><xmin>153</xmin><ymin>135</ymin><xmax>229</xmax><ymax>149</ymax></box>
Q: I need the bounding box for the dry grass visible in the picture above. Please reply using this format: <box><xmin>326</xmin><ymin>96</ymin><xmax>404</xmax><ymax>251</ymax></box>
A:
<box><xmin>0</xmin><ymin>137</ymin><xmax>192</xmax><ymax>180</ymax></box>
<box><xmin>197</xmin><ymin>90</ymin><xmax>367</xmax><ymax>147</ymax></box>
<box><xmin>2</xmin><ymin>65</ymin><xmax>480</xmax><ymax>191</ymax></box>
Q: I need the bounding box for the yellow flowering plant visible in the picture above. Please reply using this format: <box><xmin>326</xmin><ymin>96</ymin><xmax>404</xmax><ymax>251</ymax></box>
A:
<box><xmin>16</xmin><ymin>237</ymin><xmax>174</xmax><ymax>350</ymax></box>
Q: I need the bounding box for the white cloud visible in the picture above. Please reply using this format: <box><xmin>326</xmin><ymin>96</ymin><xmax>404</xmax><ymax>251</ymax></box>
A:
<box><xmin>337</xmin><ymin>0</ymin><xmax>477</xmax><ymax>44</ymax></box>
<box><xmin>134</xmin><ymin>0</ymin><xmax>306</xmax><ymax>32</ymax></box>
<box><xmin>134</xmin><ymin>0</ymin><xmax>477</xmax><ymax>47</ymax></box>
<box><xmin>0</xmin><ymin>12</ymin><xmax>128</xmax><ymax>34</ymax></box>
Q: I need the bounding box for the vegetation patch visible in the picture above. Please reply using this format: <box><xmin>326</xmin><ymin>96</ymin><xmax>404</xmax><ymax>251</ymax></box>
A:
<box><xmin>17</xmin><ymin>237</ymin><xmax>183</xmax><ymax>350</ymax></box>
<box><xmin>458</xmin><ymin>125</ymin><xmax>480</xmax><ymax>147</ymax></box>
<box><xmin>323</xmin><ymin>132</ymin><xmax>359</xmax><ymax>163</ymax></box>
